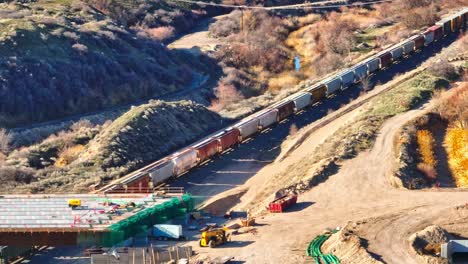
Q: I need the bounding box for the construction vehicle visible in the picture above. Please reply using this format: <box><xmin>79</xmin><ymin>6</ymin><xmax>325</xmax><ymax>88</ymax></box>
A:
<box><xmin>199</xmin><ymin>226</ymin><xmax>230</xmax><ymax>248</ymax></box>
<box><xmin>68</xmin><ymin>199</ymin><xmax>81</xmax><ymax>208</ymax></box>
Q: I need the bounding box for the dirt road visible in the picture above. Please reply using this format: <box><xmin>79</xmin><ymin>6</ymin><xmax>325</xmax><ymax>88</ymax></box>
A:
<box><xmin>188</xmin><ymin>98</ymin><xmax>468</xmax><ymax>264</ymax></box>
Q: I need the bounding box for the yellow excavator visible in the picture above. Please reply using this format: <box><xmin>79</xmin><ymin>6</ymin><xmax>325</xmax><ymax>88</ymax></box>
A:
<box><xmin>199</xmin><ymin>226</ymin><xmax>230</xmax><ymax>248</ymax></box>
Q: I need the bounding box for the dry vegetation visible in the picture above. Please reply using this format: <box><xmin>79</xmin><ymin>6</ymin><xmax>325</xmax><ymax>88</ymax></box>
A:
<box><xmin>0</xmin><ymin>0</ymin><xmax>216</xmax><ymax>127</ymax></box>
<box><xmin>209</xmin><ymin>0</ymin><xmax>466</xmax><ymax>117</ymax></box>
<box><xmin>0</xmin><ymin>100</ymin><xmax>224</xmax><ymax>193</ymax></box>
<box><xmin>416</xmin><ymin>130</ymin><xmax>437</xmax><ymax>181</ymax></box>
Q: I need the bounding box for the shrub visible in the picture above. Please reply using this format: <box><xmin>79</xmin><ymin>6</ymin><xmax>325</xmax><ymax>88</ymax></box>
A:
<box><xmin>55</xmin><ymin>145</ymin><xmax>85</xmax><ymax>167</ymax></box>
<box><xmin>209</xmin><ymin>11</ymin><xmax>241</xmax><ymax>38</ymax></box>
<box><xmin>445</xmin><ymin>128</ymin><xmax>468</xmax><ymax>187</ymax></box>
<box><xmin>209</xmin><ymin>83</ymin><xmax>245</xmax><ymax>111</ymax></box>
<box><xmin>417</xmin><ymin>130</ymin><xmax>437</xmax><ymax>166</ymax></box>
<box><xmin>428</xmin><ymin>60</ymin><xmax>458</xmax><ymax>80</ymax></box>
<box><xmin>145</xmin><ymin>26</ymin><xmax>175</xmax><ymax>41</ymax></box>
<box><xmin>435</xmin><ymin>83</ymin><xmax>468</xmax><ymax>129</ymax></box>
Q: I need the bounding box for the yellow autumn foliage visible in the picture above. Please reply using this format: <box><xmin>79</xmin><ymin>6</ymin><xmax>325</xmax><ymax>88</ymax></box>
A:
<box><xmin>445</xmin><ymin>128</ymin><xmax>468</xmax><ymax>187</ymax></box>
<box><xmin>55</xmin><ymin>144</ymin><xmax>85</xmax><ymax>168</ymax></box>
<box><xmin>416</xmin><ymin>130</ymin><xmax>437</xmax><ymax>167</ymax></box>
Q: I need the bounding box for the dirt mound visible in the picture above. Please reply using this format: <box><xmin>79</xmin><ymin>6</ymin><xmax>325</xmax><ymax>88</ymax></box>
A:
<box><xmin>80</xmin><ymin>100</ymin><xmax>223</xmax><ymax>170</ymax></box>
<box><xmin>408</xmin><ymin>225</ymin><xmax>450</xmax><ymax>264</ymax></box>
<box><xmin>322</xmin><ymin>224</ymin><xmax>384</xmax><ymax>264</ymax></box>
<box><xmin>199</xmin><ymin>189</ymin><xmax>247</xmax><ymax>216</ymax></box>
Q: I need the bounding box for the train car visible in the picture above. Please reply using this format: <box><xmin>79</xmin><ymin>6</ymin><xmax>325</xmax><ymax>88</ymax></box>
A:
<box><xmin>235</xmin><ymin>118</ymin><xmax>259</xmax><ymax>141</ymax></box>
<box><xmin>352</xmin><ymin>64</ymin><xmax>368</xmax><ymax>82</ymax></box>
<box><xmin>402</xmin><ymin>40</ymin><xmax>415</xmax><ymax>55</ymax></box>
<box><xmin>172</xmin><ymin>149</ymin><xmax>198</xmax><ymax>176</ymax></box>
<box><xmin>427</xmin><ymin>25</ymin><xmax>443</xmax><ymax>41</ymax></box>
<box><xmin>193</xmin><ymin>138</ymin><xmax>220</xmax><ymax>164</ymax></box>
<box><xmin>390</xmin><ymin>46</ymin><xmax>404</xmax><ymax>61</ymax></box>
<box><xmin>450</xmin><ymin>13</ymin><xmax>462</xmax><ymax>32</ymax></box>
<box><xmin>423</xmin><ymin>30</ymin><xmax>435</xmax><ymax>46</ymax></box>
<box><xmin>275</xmin><ymin>100</ymin><xmax>295</xmax><ymax>121</ymax></box>
<box><xmin>306</xmin><ymin>84</ymin><xmax>327</xmax><ymax>104</ymax></box>
<box><xmin>256</xmin><ymin>109</ymin><xmax>278</xmax><ymax>130</ymax></box>
<box><xmin>365</xmin><ymin>57</ymin><xmax>380</xmax><ymax>73</ymax></box>
<box><xmin>125</xmin><ymin>175</ymin><xmax>151</xmax><ymax>192</ymax></box>
<box><xmin>378</xmin><ymin>52</ymin><xmax>392</xmax><ymax>68</ymax></box>
<box><xmin>149</xmin><ymin>159</ymin><xmax>175</xmax><ymax>185</ymax></box>
<box><xmin>436</xmin><ymin>18</ymin><xmax>451</xmax><ymax>35</ymax></box>
<box><xmin>291</xmin><ymin>92</ymin><xmax>312</xmax><ymax>112</ymax></box>
<box><xmin>339</xmin><ymin>69</ymin><xmax>354</xmax><ymax>90</ymax></box>
<box><xmin>218</xmin><ymin>128</ymin><xmax>240</xmax><ymax>152</ymax></box>
<box><xmin>411</xmin><ymin>35</ymin><xmax>425</xmax><ymax>50</ymax></box>
<box><xmin>323</xmin><ymin>76</ymin><xmax>341</xmax><ymax>95</ymax></box>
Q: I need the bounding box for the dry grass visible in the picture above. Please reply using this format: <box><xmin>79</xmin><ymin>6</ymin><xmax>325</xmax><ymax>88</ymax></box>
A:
<box><xmin>445</xmin><ymin>128</ymin><xmax>468</xmax><ymax>187</ymax></box>
<box><xmin>416</xmin><ymin>129</ymin><xmax>437</xmax><ymax>167</ymax></box>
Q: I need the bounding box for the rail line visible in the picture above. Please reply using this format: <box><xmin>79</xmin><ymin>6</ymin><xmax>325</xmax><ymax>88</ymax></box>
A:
<box><xmin>94</xmin><ymin>8</ymin><xmax>468</xmax><ymax>195</ymax></box>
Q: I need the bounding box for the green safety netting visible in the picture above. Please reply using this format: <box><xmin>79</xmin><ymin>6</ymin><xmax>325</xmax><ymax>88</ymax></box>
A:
<box><xmin>101</xmin><ymin>194</ymin><xmax>194</xmax><ymax>246</ymax></box>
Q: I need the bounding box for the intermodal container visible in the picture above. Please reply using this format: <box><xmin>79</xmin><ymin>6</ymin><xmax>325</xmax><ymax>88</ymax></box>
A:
<box><xmin>173</xmin><ymin>149</ymin><xmax>197</xmax><ymax>176</ymax></box>
<box><xmin>306</xmin><ymin>84</ymin><xmax>327</xmax><ymax>104</ymax></box>
<box><xmin>423</xmin><ymin>30</ymin><xmax>434</xmax><ymax>45</ymax></box>
<box><xmin>412</xmin><ymin>35</ymin><xmax>425</xmax><ymax>50</ymax></box>
<box><xmin>256</xmin><ymin>109</ymin><xmax>278</xmax><ymax>130</ymax></box>
<box><xmin>193</xmin><ymin>138</ymin><xmax>220</xmax><ymax>163</ymax></box>
<box><xmin>339</xmin><ymin>70</ymin><xmax>354</xmax><ymax>90</ymax></box>
<box><xmin>324</xmin><ymin>77</ymin><xmax>341</xmax><ymax>95</ymax></box>
<box><xmin>268</xmin><ymin>193</ymin><xmax>298</xmax><ymax>213</ymax></box>
<box><xmin>428</xmin><ymin>25</ymin><xmax>443</xmax><ymax>41</ymax></box>
<box><xmin>353</xmin><ymin>64</ymin><xmax>368</xmax><ymax>82</ymax></box>
<box><xmin>402</xmin><ymin>41</ymin><xmax>415</xmax><ymax>54</ymax></box>
<box><xmin>437</xmin><ymin>19</ymin><xmax>451</xmax><ymax>35</ymax></box>
<box><xmin>378</xmin><ymin>52</ymin><xmax>392</xmax><ymax>68</ymax></box>
<box><xmin>218</xmin><ymin>128</ymin><xmax>240</xmax><ymax>151</ymax></box>
<box><xmin>292</xmin><ymin>92</ymin><xmax>312</xmax><ymax>111</ymax></box>
<box><xmin>390</xmin><ymin>46</ymin><xmax>404</xmax><ymax>61</ymax></box>
<box><xmin>275</xmin><ymin>101</ymin><xmax>295</xmax><ymax>121</ymax></box>
<box><xmin>366</xmin><ymin>57</ymin><xmax>380</xmax><ymax>73</ymax></box>
<box><xmin>236</xmin><ymin>118</ymin><xmax>259</xmax><ymax>141</ymax></box>
<box><xmin>149</xmin><ymin>159</ymin><xmax>175</xmax><ymax>184</ymax></box>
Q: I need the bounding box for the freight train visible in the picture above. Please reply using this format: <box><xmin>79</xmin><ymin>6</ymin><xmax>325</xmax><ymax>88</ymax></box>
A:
<box><xmin>97</xmin><ymin>8</ymin><xmax>468</xmax><ymax>194</ymax></box>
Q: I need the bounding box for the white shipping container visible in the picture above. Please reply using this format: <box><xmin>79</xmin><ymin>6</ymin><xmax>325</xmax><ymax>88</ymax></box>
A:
<box><xmin>391</xmin><ymin>46</ymin><xmax>404</xmax><ymax>60</ymax></box>
<box><xmin>324</xmin><ymin>77</ymin><xmax>341</xmax><ymax>95</ymax></box>
<box><xmin>402</xmin><ymin>41</ymin><xmax>415</xmax><ymax>54</ymax></box>
<box><xmin>340</xmin><ymin>70</ymin><xmax>354</xmax><ymax>90</ymax></box>
<box><xmin>366</xmin><ymin>57</ymin><xmax>380</xmax><ymax>73</ymax></box>
<box><xmin>172</xmin><ymin>149</ymin><xmax>197</xmax><ymax>176</ymax></box>
<box><xmin>235</xmin><ymin>118</ymin><xmax>259</xmax><ymax>140</ymax></box>
<box><xmin>257</xmin><ymin>109</ymin><xmax>278</xmax><ymax>129</ymax></box>
<box><xmin>149</xmin><ymin>160</ymin><xmax>175</xmax><ymax>184</ymax></box>
<box><xmin>292</xmin><ymin>92</ymin><xmax>312</xmax><ymax>111</ymax></box>
<box><xmin>424</xmin><ymin>31</ymin><xmax>434</xmax><ymax>45</ymax></box>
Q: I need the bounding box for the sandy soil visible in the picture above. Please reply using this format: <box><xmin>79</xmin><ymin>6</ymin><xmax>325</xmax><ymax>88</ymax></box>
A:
<box><xmin>187</xmin><ymin>98</ymin><xmax>468</xmax><ymax>264</ymax></box>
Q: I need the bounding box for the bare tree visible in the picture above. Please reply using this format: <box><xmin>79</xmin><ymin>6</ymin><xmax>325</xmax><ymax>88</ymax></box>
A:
<box><xmin>0</xmin><ymin>128</ymin><xmax>12</xmax><ymax>154</ymax></box>
<box><xmin>360</xmin><ymin>75</ymin><xmax>372</xmax><ymax>93</ymax></box>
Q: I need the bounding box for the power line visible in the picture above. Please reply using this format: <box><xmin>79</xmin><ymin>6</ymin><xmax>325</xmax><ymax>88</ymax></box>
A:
<box><xmin>163</xmin><ymin>0</ymin><xmax>394</xmax><ymax>10</ymax></box>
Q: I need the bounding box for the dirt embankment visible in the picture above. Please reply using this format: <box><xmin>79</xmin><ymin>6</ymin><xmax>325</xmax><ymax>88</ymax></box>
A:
<box><xmin>2</xmin><ymin>100</ymin><xmax>224</xmax><ymax>193</ymax></box>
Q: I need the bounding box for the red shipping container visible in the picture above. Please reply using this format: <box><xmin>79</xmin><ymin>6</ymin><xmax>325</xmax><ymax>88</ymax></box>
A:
<box><xmin>413</xmin><ymin>35</ymin><xmax>425</xmax><ymax>50</ymax></box>
<box><xmin>428</xmin><ymin>25</ymin><xmax>443</xmax><ymax>41</ymax></box>
<box><xmin>378</xmin><ymin>52</ymin><xmax>392</xmax><ymax>68</ymax></box>
<box><xmin>268</xmin><ymin>193</ymin><xmax>298</xmax><ymax>213</ymax></box>
<box><xmin>195</xmin><ymin>138</ymin><xmax>220</xmax><ymax>163</ymax></box>
<box><xmin>219</xmin><ymin>128</ymin><xmax>240</xmax><ymax>152</ymax></box>
<box><xmin>276</xmin><ymin>101</ymin><xmax>295</xmax><ymax>121</ymax></box>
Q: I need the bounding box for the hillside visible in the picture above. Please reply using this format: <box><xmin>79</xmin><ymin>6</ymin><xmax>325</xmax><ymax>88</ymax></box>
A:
<box><xmin>0</xmin><ymin>0</ymin><xmax>214</xmax><ymax>127</ymax></box>
<box><xmin>2</xmin><ymin>100</ymin><xmax>224</xmax><ymax>193</ymax></box>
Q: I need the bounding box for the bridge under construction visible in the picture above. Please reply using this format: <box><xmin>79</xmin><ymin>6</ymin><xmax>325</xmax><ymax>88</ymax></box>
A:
<box><xmin>0</xmin><ymin>193</ymin><xmax>193</xmax><ymax>246</ymax></box>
